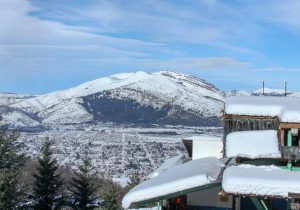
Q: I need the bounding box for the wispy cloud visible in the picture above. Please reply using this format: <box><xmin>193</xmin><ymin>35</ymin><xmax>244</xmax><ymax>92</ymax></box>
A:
<box><xmin>145</xmin><ymin>57</ymin><xmax>251</xmax><ymax>70</ymax></box>
<box><xmin>255</xmin><ymin>67</ymin><xmax>300</xmax><ymax>73</ymax></box>
<box><xmin>1</xmin><ymin>0</ymin><xmax>300</xmax><ymax>93</ymax></box>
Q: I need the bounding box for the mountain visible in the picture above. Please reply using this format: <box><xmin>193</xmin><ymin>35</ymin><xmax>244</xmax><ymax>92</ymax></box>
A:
<box><xmin>225</xmin><ymin>90</ymin><xmax>251</xmax><ymax>97</ymax></box>
<box><xmin>252</xmin><ymin>88</ymin><xmax>291</xmax><ymax>96</ymax></box>
<box><xmin>0</xmin><ymin>93</ymin><xmax>34</xmax><ymax>106</ymax></box>
<box><xmin>289</xmin><ymin>92</ymin><xmax>300</xmax><ymax>97</ymax></box>
<box><xmin>0</xmin><ymin>71</ymin><xmax>225</xmax><ymax>129</ymax></box>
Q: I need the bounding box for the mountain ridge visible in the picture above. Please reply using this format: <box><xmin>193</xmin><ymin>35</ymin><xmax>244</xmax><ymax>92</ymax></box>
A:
<box><xmin>1</xmin><ymin>71</ymin><xmax>299</xmax><ymax>129</ymax></box>
<box><xmin>0</xmin><ymin>71</ymin><xmax>225</xmax><ymax>129</ymax></box>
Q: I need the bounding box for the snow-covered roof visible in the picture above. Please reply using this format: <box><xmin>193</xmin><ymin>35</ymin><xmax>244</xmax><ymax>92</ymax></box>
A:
<box><xmin>222</xmin><ymin>164</ymin><xmax>300</xmax><ymax>197</ymax></box>
<box><xmin>122</xmin><ymin>157</ymin><xmax>224</xmax><ymax>209</ymax></box>
<box><xmin>225</xmin><ymin>96</ymin><xmax>300</xmax><ymax>123</ymax></box>
<box><xmin>186</xmin><ymin>135</ymin><xmax>221</xmax><ymax>141</ymax></box>
<box><xmin>147</xmin><ymin>155</ymin><xmax>188</xmax><ymax>179</ymax></box>
<box><xmin>225</xmin><ymin>130</ymin><xmax>281</xmax><ymax>159</ymax></box>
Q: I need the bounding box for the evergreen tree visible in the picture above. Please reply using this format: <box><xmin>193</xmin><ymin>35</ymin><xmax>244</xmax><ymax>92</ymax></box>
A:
<box><xmin>100</xmin><ymin>179</ymin><xmax>122</xmax><ymax>210</ymax></box>
<box><xmin>0</xmin><ymin>121</ymin><xmax>25</xmax><ymax>210</ymax></box>
<box><xmin>32</xmin><ymin>138</ymin><xmax>64</xmax><ymax>210</ymax></box>
<box><xmin>69</xmin><ymin>150</ymin><xmax>98</xmax><ymax>210</ymax></box>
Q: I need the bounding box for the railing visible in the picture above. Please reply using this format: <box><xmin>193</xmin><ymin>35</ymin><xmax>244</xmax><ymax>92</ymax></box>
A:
<box><xmin>281</xmin><ymin>146</ymin><xmax>300</xmax><ymax>160</ymax></box>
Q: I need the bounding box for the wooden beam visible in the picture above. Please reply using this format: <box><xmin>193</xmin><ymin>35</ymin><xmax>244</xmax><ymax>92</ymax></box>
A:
<box><xmin>281</xmin><ymin>129</ymin><xmax>285</xmax><ymax>146</ymax></box>
<box><xmin>224</xmin><ymin>114</ymin><xmax>278</xmax><ymax>120</ymax></box>
<box><xmin>280</xmin><ymin>123</ymin><xmax>300</xmax><ymax>129</ymax></box>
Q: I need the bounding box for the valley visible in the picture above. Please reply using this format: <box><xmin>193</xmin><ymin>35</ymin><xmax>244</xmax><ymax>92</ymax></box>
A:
<box><xmin>17</xmin><ymin>125</ymin><xmax>222</xmax><ymax>184</ymax></box>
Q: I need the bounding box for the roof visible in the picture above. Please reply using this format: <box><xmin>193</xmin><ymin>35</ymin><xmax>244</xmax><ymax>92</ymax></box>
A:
<box><xmin>222</xmin><ymin>164</ymin><xmax>300</xmax><ymax>198</ymax></box>
<box><xmin>147</xmin><ymin>155</ymin><xmax>188</xmax><ymax>179</ymax></box>
<box><xmin>225</xmin><ymin>130</ymin><xmax>281</xmax><ymax>159</ymax></box>
<box><xmin>122</xmin><ymin>157</ymin><xmax>224</xmax><ymax>209</ymax></box>
<box><xmin>225</xmin><ymin>96</ymin><xmax>300</xmax><ymax>123</ymax></box>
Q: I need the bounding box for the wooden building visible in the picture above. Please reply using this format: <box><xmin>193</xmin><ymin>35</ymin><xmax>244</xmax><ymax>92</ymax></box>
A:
<box><xmin>223</xmin><ymin>96</ymin><xmax>300</xmax><ymax>210</ymax></box>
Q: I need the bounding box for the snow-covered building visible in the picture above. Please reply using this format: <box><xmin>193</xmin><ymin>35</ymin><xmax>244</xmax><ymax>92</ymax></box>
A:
<box><xmin>122</xmin><ymin>157</ymin><xmax>225</xmax><ymax>209</ymax></box>
<box><xmin>122</xmin><ymin>96</ymin><xmax>300</xmax><ymax>210</ymax></box>
<box><xmin>222</xmin><ymin>96</ymin><xmax>300</xmax><ymax>210</ymax></box>
<box><xmin>123</xmin><ymin>135</ymin><xmax>232</xmax><ymax>210</ymax></box>
<box><xmin>122</xmin><ymin>135</ymin><xmax>231</xmax><ymax>209</ymax></box>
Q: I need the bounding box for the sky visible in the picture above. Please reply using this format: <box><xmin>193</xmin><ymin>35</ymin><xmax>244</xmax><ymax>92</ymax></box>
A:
<box><xmin>1</xmin><ymin>0</ymin><xmax>300</xmax><ymax>94</ymax></box>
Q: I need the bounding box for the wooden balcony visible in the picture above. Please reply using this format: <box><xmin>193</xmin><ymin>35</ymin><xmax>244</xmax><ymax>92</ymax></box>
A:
<box><xmin>281</xmin><ymin>146</ymin><xmax>300</xmax><ymax>160</ymax></box>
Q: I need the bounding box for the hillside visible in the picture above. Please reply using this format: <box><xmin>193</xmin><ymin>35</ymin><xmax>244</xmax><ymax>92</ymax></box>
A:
<box><xmin>0</xmin><ymin>71</ymin><xmax>225</xmax><ymax>129</ymax></box>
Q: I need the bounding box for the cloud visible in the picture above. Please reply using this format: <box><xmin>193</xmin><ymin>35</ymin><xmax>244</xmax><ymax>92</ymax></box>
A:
<box><xmin>1</xmin><ymin>0</ymin><xmax>300</xmax><ymax>94</ymax></box>
<box><xmin>255</xmin><ymin>67</ymin><xmax>300</xmax><ymax>73</ymax></box>
<box><xmin>0</xmin><ymin>0</ymin><xmax>164</xmax><ymax>77</ymax></box>
<box><xmin>34</xmin><ymin>0</ymin><xmax>261</xmax><ymax>54</ymax></box>
<box><xmin>0</xmin><ymin>0</ymin><xmax>162</xmax><ymax>47</ymax></box>
<box><xmin>146</xmin><ymin>57</ymin><xmax>251</xmax><ymax>70</ymax></box>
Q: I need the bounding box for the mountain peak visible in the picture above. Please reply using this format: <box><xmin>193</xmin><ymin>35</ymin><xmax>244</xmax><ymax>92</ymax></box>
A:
<box><xmin>2</xmin><ymin>71</ymin><xmax>225</xmax><ymax>128</ymax></box>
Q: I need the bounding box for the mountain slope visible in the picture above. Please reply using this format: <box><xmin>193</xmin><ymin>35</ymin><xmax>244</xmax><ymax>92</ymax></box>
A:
<box><xmin>1</xmin><ymin>71</ymin><xmax>225</xmax><ymax>128</ymax></box>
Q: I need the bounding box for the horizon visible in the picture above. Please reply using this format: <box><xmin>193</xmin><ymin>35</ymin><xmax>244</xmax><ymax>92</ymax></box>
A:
<box><xmin>0</xmin><ymin>70</ymin><xmax>296</xmax><ymax>96</ymax></box>
<box><xmin>2</xmin><ymin>0</ymin><xmax>300</xmax><ymax>94</ymax></box>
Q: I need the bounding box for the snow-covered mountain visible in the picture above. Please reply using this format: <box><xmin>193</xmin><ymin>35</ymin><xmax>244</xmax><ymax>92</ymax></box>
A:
<box><xmin>0</xmin><ymin>71</ymin><xmax>225</xmax><ymax>129</ymax></box>
<box><xmin>289</xmin><ymin>92</ymin><xmax>300</xmax><ymax>97</ymax></box>
<box><xmin>0</xmin><ymin>93</ymin><xmax>34</xmax><ymax>106</ymax></box>
<box><xmin>225</xmin><ymin>90</ymin><xmax>251</xmax><ymax>97</ymax></box>
<box><xmin>252</xmin><ymin>88</ymin><xmax>291</xmax><ymax>96</ymax></box>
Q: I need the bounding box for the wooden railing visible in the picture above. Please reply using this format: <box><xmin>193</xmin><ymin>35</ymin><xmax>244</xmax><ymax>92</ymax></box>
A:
<box><xmin>281</xmin><ymin>146</ymin><xmax>300</xmax><ymax>160</ymax></box>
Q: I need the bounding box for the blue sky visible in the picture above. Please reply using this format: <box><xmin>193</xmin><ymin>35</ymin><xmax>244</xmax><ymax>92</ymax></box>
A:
<box><xmin>1</xmin><ymin>0</ymin><xmax>300</xmax><ymax>94</ymax></box>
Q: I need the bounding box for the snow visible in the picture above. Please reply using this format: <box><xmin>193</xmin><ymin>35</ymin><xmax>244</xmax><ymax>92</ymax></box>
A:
<box><xmin>8</xmin><ymin>70</ymin><xmax>224</xmax><ymax>125</ymax></box>
<box><xmin>186</xmin><ymin>136</ymin><xmax>223</xmax><ymax>159</ymax></box>
<box><xmin>253</xmin><ymin>88</ymin><xmax>287</xmax><ymax>95</ymax></box>
<box><xmin>225</xmin><ymin>130</ymin><xmax>281</xmax><ymax>159</ymax></box>
<box><xmin>222</xmin><ymin>164</ymin><xmax>300</xmax><ymax>197</ymax></box>
<box><xmin>12</xmin><ymin>71</ymin><xmax>154</xmax><ymax>111</ymax></box>
<box><xmin>225</xmin><ymin>90</ymin><xmax>251</xmax><ymax>97</ymax></box>
<box><xmin>113</xmin><ymin>177</ymin><xmax>129</xmax><ymax>188</ymax></box>
<box><xmin>0</xmin><ymin>93</ymin><xmax>35</xmax><ymax>106</ymax></box>
<box><xmin>225</xmin><ymin>96</ymin><xmax>300</xmax><ymax>123</ymax></box>
<box><xmin>122</xmin><ymin>157</ymin><xmax>224</xmax><ymax>209</ymax></box>
<box><xmin>147</xmin><ymin>155</ymin><xmax>187</xmax><ymax>179</ymax></box>
<box><xmin>290</xmin><ymin>92</ymin><xmax>300</xmax><ymax>97</ymax></box>
<box><xmin>1</xmin><ymin>111</ymin><xmax>40</xmax><ymax>127</ymax></box>
<box><xmin>41</xmin><ymin>98</ymin><xmax>93</xmax><ymax>124</ymax></box>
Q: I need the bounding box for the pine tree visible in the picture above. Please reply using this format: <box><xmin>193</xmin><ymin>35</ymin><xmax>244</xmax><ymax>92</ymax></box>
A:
<box><xmin>0</xmin><ymin>121</ymin><xmax>25</xmax><ymax>210</ymax></box>
<box><xmin>69</xmin><ymin>150</ymin><xmax>98</xmax><ymax>210</ymax></box>
<box><xmin>100</xmin><ymin>179</ymin><xmax>122</xmax><ymax>210</ymax></box>
<box><xmin>32</xmin><ymin>138</ymin><xmax>64</xmax><ymax>210</ymax></box>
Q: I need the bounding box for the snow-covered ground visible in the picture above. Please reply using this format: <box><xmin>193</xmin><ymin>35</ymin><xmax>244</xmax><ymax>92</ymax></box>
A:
<box><xmin>17</xmin><ymin>126</ymin><xmax>222</xmax><ymax>180</ymax></box>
